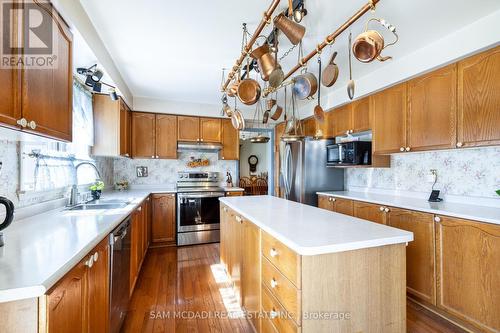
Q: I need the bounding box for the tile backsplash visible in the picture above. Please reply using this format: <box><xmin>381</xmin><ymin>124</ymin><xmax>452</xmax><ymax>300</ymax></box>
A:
<box><xmin>113</xmin><ymin>152</ymin><xmax>238</xmax><ymax>187</ymax></box>
<box><xmin>346</xmin><ymin>146</ymin><xmax>500</xmax><ymax>199</ymax></box>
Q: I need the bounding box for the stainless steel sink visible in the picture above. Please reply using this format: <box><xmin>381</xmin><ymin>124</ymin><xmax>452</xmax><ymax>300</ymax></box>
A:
<box><xmin>67</xmin><ymin>203</ymin><xmax>128</xmax><ymax>211</ymax></box>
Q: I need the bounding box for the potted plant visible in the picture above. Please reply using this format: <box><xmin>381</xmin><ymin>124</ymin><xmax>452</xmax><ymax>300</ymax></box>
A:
<box><xmin>496</xmin><ymin>190</ymin><xmax>500</xmax><ymax>196</ymax></box>
<box><xmin>90</xmin><ymin>181</ymin><xmax>105</xmax><ymax>200</ymax></box>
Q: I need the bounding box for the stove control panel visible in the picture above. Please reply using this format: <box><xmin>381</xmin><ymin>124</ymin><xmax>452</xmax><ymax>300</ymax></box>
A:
<box><xmin>177</xmin><ymin>171</ymin><xmax>219</xmax><ymax>181</ymax></box>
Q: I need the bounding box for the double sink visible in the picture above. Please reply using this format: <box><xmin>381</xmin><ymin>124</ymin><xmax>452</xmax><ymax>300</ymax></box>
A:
<box><xmin>67</xmin><ymin>199</ymin><xmax>130</xmax><ymax>211</ymax></box>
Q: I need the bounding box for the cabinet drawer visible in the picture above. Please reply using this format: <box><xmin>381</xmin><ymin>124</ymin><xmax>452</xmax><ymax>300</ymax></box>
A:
<box><xmin>262</xmin><ymin>286</ymin><xmax>301</xmax><ymax>333</ymax></box>
<box><xmin>261</xmin><ymin>313</ymin><xmax>279</xmax><ymax>333</ymax></box>
<box><xmin>262</xmin><ymin>256</ymin><xmax>301</xmax><ymax>325</ymax></box>
<box><xmin>262</xmin><ymin>232</ymin><xmax>301</xmax><ymax>288</ymax></box>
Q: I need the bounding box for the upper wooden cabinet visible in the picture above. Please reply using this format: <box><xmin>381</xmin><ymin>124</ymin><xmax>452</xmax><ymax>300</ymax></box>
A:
<box><xmin>372</xmin><ymin>83</ymin><xmax>407</xmax><ymax>154</ymax></box>
<box><xmin>151</xmin><ymin>194</ymin><xmax>176</xmax><ymax>246</ymax></box>
<box><xmin>407</xmin><ymin>65</ymin><xmax>457</xmax><ymax>151</ymax></box>
<box><xmin>131</xmin><ymin>112</ymin><xmax>156</xmax><ymax>158</ymax></box>
<box><xmin>200</xmin><ymin>117</ymin><xmax>222</xmax><ymax>142</ymax></box>
<box><xmin>131</xmin><ymin>113</ymin><xmax>177</xmax><ymax>159</ymax></box>
<box><xmin>387</xmin><ymin>208</ymin><xmax>436</xmax><ymax>305</ymax></box>
<box><xmin>177</xmin><ymin>116</ymin><xmax>200</xmax><ymax>142</ymax></box>
<box><xmin>351</xmin><ymin>97</ymin><xmax>371</xmax><ymax>133</ymax></box>
<box><xmin>0</xmin><ymin>2</ymin><xmax>73</xmax><ymax>141</ymax></box>
<box><xmin>436</xmin><ymin>215</ymin><xmax>500</xmax><ymax>333</ymax></box>
<box><xmin>156</xmin><ymin>115</ymin><xmax>177</xmax><ymax>159</ymax></box>
<box><xmin>178</xmin><ymin>116</ymin><xmax>222</xmax><ymax>143</ymax></box>
<box><xmin>93</xmin><ymin>95</ymin><xmax>131</xmax><ymax>157</ymax></box>
<box><xmin>332</xmin><ymin>104</ymin><xmax>353</xmax><ymax>137</ymax></box>
<box><xmin>457</xmin><ymin>46</ymin><xmax>500</xmax><ymax>147</ymax></box>
<box><xmin>220</xmin><ymin>119</ymin><xmax>239</xmax><ymax>160</ymax></box>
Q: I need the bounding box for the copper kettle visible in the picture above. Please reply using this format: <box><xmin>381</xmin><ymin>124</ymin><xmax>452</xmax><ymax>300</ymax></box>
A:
<box><xmin>250</xmin><ymin>43</ymin><xmax>277</xmax><ymax>82</ymax></box>
<box><xmin>352</xmin><ymin>18</ymin><xmax>398</xmax><ymax>63</ymax></box>
<box><xmin>274</xmin><ymin>13</ymin><xmax>305</xmax><ymax>46</ymax></box>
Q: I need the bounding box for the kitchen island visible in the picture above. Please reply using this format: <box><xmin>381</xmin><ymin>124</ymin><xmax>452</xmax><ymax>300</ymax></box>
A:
<box><xmin>219</xmin><ymin>195</ymin><xmax>413</xmax><ymax>333</ymax></box>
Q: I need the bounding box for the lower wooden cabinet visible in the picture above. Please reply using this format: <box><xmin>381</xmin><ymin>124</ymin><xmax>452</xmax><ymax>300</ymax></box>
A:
<box><xmin>130</xmin><ymin>199</ymin><xmax>150</xmax><ymax>295</ymax></box>
<box><xmin>435</xmin><ymin>215</ymin><xmax>500</xmax><ymax>333</ymax></box>
<box><xmin>151</xmin><ymin>194</ymin><xmax>176</xmax><ymax>246</ymax></box>
<box><xmin>226</xmin><ymin>191</ymin><xmax>244</xmax><ymax>197</ymax></box>
<box><xmin>332</xmin><ymin>197</ymin><xmax>354</xmax><ymax>216</ymax></box>
<box><xmin>45</xmin><ymin>238</ymin><xmax>109</xmax><ymax>333</ymax></box>
<box><xmin>353</xmin><ymin>201</ymin><xmax>386</xmax><ymax>224</ymax></box>
<box><xmin>386</xmin><ymin>208</ymin><xmax>436</xmax><ymax>305</ymax></box>
<box><xmin>318</xmin><ymin>194</ymin><xmax>334</xmax><ymax>211</ymax></box>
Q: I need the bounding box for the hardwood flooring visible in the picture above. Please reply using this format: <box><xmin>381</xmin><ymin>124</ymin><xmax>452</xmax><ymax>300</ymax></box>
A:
<box><xmin>122</xmin><ymin>244</ymin><xmax>466</xmax><ymax>333</ymax></box>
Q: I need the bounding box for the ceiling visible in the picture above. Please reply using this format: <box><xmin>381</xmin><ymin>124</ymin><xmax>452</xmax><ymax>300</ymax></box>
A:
<box><xmin>80</xmin><ymin>0</ymin><xmax>500</xmax><ymax>107</ymax></box>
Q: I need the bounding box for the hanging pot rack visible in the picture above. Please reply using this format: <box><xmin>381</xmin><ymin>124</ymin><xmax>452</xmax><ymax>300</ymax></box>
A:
<box><xmin>222</xmin><ymin>0</ymin><xmax>380</xmax><ymax>97</ymax></box>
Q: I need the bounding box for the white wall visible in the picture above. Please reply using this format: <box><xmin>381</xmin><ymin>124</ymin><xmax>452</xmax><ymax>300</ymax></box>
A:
<box><xmin>133</xmin><ymin>97</ymin><xmax>223</xmax><ymax>117</ymax></box>
<box><xmin>239</xmin><ymin>140</ymin><xmax>271</xmax><ymax>179</ymax></box>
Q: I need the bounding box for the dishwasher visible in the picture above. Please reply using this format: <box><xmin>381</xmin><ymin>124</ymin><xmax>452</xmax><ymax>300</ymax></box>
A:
<box><xmin>109</xmin><ymin>217</ymin><xmax>131</xmax><ymax>333</ymax></box>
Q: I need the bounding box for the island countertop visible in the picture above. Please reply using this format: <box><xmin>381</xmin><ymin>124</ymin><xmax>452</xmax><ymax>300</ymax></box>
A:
<box><xmin>219</xmin><ymin>195</ymin><xmax>413</xmax><ymax>256</ymax></box>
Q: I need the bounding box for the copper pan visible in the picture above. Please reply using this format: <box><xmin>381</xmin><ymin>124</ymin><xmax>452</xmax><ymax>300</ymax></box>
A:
<box><xmin>237</xmin><ymin>60</ymin><xmax>261</xmax><ymax>105</ymax></box>
<box><xmin>251</xmin><ymin>43</ymin><xmax>277</xmax><ymax>81</ymax></box>
<box><xmin>274</xmin><ymin>13</ymin><xmax>305</xmax><ymax>46</ymax></box>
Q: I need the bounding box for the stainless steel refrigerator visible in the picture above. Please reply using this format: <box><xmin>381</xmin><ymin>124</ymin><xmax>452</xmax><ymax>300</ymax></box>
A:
<box><xmin>279</xmin><ymin>138</ymin><xmax>344</xmax><ymax>206</ymax></box>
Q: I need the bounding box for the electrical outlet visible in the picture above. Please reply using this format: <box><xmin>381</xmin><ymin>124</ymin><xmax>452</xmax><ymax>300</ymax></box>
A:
<box><xmin>427</xmin><ymin>169</ymin><xmax>437</xmax><ymax>183</ymax></box>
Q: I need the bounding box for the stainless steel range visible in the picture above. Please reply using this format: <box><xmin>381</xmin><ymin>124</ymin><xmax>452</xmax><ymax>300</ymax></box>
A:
<box><xmin>176</xmin><ymin>171</ymin><xmax>225</xmax><ymax>246</ymax></box>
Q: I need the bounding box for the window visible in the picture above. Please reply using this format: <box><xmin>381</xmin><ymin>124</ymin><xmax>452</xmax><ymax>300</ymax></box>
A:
<box><xmin>19</xmin><ymin>80</ymin><xmax>98</xmax><ymax>192</ymax></box>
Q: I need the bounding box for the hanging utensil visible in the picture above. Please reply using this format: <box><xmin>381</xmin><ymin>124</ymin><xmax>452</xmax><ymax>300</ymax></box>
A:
<box><xmin>347</xmin><ymin>32</ymin><xmax>355</xmax><ymax>100</ymax></box>
<box><xmin>230</xmin><ymin>98</ymin><xmax>245</xmax><ymax>130</ymax></box>
<box><xmin>250</xmin><ymin>39</ymin><xmax>277</xmax><ymax>81</ymax></box>
<box><xmin>282</xmin><ymin>89</ymin><xmax>305</xmax><ymax>141</ymax></box>
<box><xmin>270</xmin><ymin>105</ymin><xmax>283</xmax><ymax>121</ymax></box>
<box><xmin>269</xmin><ymin>31</ymin><xmax>284</xmax><ymax>88</ymax></box>
<box><xmin>274</xmin><ymin>13</ymin><xmax>305</xmax><ymax>46</ymax></box>
<box><xmin>314</xmin><ymin>56</ymin><xmax>325</xmax><ymax>123</ymax></box>
<box><xmin>237</xmin><ymin>58</ymin><xmax>261</xmax><ymax>105</ymax></box>
<box><xmin>292</xmin><ymin>42</ymin><xmax>318</xmax><ymax>100</ymax></box>
<box><xmin>353</xmin><ymin>18</ymin><xmax>399</xmax><ymax>63</ymax></box>
<box><xmin>321</xmin><ymin>51</ymin><xmax>339</xmax><ymax>87</ymax></box>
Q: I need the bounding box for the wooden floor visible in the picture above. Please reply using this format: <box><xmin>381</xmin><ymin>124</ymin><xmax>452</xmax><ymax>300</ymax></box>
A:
<box><xmin>122</xmin><ymin>244</ymin><xmax>466</xmax><ymax>333</ymax></box>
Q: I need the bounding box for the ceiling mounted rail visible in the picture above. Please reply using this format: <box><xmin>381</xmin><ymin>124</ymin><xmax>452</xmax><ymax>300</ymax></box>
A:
<box><xmin>222</xmin><ymin>0</ymin><xmax>282</xmax><ymax>92</ymax></box>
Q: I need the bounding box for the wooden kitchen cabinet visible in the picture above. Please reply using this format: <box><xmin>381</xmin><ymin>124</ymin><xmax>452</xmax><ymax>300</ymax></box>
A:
<box><xmin>372</xmin><ymin>83</ymin><xmax>407</xmax><ymax>154</ymax></box>
<box><xmin>45</xmin><ymin>238</ymin><xmax>109</xmax><ymax>333</ymax></box>
<box><xmin>407</xmin><ymin>65</ymin><xmax>457</xmax><ymax>151</ymax></box>
<box><xmin>351</xmin><ymin>97</ymin><xmax>371</xmax><ymax>133</ymax></box>
<box><xmin>353</xmin><ymin>201</ymin><xmax>386</xmax><ymax>224</ymax></box>
<box><xmin>0</xmin><ymin>2</ymin><xmax>73</xmax><ymax>141</ymax></box>
<box><xmin>332</xmin><ymin>104</ymin><xmax>353</xmax><ymax>137</ymax></box>
<box><xmin>177</xmin><ymin>116</ymin><xmax>200</xmax><ymax>142</ymax></box>
<box><xmin>130</xmin><ymin>205</ymin><xmax>142</xmax><ymax>294</ymax></box>
<box><xmin>435</xmin><ymin>215</ymin><xmax>500</xmax><ymax>333</ymax></box>
<box><xmin>386</xmin><ymin>208</ymin><xmax>436</xmax><ymax>305</ymax></box>
<box><xmin>151</xmin><ymin>194</ymin><xmax>176</xmax><ymax>246</ymax></box>
<box><xmin>46</xmin><ymin>259</ymin><xmax>86</xmax><ymax>333</ymax></box>
<box><xmin>93</xmin><ymin>95</ymin><xmax>132</xmax><ymax>157</ymax></box>
<box><xmin>242</xmin><ymin>217</ymin><xmax>261</xmax><ymax>330</ymax></box>
<box><xmin>87</xmin><ymin>239</ymin><xmax>110</xmax><ymax>333</ymax></box>
<box><xmin>156</xmin><ymin>114</ymin><xmax>178</xmax><ymax>159</ymax></box>
<box><xmin>318</xmin><ymin>194</ymin><xmax>334</xmax><ymax>211</ymax></box>
<box><xmin>131</xmin><ymin>112</ymin><xmax>156</xmax><ymax>158</ymax></box>
<box><xmin>200</xmin><ymin>117</ymin><xmax>222</xmax><ymax>142</ymax></box>
<box><xmin>302</xmin><ymin>117</ymin><xmax>317</xmax><ymax>137</ymax></box>
<box><xmin>228</xmin><ymin>212</ymin><xmax>244</xmax><ymax>303</ymax></box>
<box><xmin>332</xmin><ymin>197</ymin><xmax>354</xmax><ymax>216</ymax></box>
<box><xmin>457</xmin><ymin>46</ymin><xmax>500</xmax><ymax>147</ymax></box>
<box><xmin>220</xmin><ymin>119</ymin><xmax>239</xmax><ymax>160</ymax></box>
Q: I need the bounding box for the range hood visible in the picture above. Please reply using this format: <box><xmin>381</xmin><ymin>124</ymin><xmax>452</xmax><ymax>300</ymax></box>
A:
<box><xmin>177</xmin><ymin>141</ymin><xmax>223</xmax><ymax>152</ymax></box>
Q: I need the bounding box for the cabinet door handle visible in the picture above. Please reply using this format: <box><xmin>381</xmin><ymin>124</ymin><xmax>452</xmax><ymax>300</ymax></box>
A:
<box><xmin>379</xmin><ymin>206</ymin><xmax>385</xmax><ymax>211</ymax></box>
<box><xmin>223</xmin><ymin>207</ymin><xmax>228</xmax><ymax>213</ymax></box>
<box><xmin>270</xmin><ymin>248</ymin><xmax>278</xmax><ymax>257</ymax></box>
<box><xmin>269</xmin><ymin>309</ymin><xmax>279</xmax><ymax>319</ymax></box>
<box><xmin>156</xmin><ymin>155</ymin><xmax>159</xmax><ymax>159</ymax></box>
<box><xmin>456</xmin><ymin>142</ymin><xmax>463</xmax><ymax>148</ymax></box>
<box><xmin>235</xmin><ymin>216</ymin><xmax>242</xmax><ymax>223</ymax></box>
<box><xmin>93</xmin><ymin>252</ymin><xmax>99</xmax><ymax>262</ymax></box>
<box><xmin>384</xmin><ymin>207</ymin><xmax>390</xmax><ymax>213</ymax></box>
<box><xmin>270</xmin><ymin>278</ymin><xmax>278</xmax><ymax>288</ymax></box>
<box><xmin>405</xmin><ymin>147</ymin><xmax>411</xmax><ymax>152</ymax></box>
<box><xmin>434</xmin><ymin>216</ymin><xmax>441</xmax><ymax>223</ymax></box>
<box><xmin>151</xmin><ymin>155</ymin><xmax>155</xmax><ymax>159</ymax></box>
<box><xmin>28</xmin><ymin>121</ymin><xmax>37</xmax><ymax>130</ymax></box>
<box><xmin>124</xmin><ymin>153</ymin><xmax>130</xmax><ymax>157</ymax></box>
<box><xmin>17</xmin><ymin>118</ymin><xmax>27</xmax><ymax>128</ymax></box>
<box><xmin>331</xmin><ymin>198</ymin><xmax>336</xmax><ymax>202</ymax></box>
<box><xmin>399</xmin><ymin>147</ymin><xmax>405</xmax><ymax>152</ymax></box>
<box><xmin>138</xmin><ymin>206</ymin><xmax>142</xmax><ymax>212</ymax></box>
<box><xmin>85</xmin><ymin>257</ymin><xmax>94</xmax><ymax>268</ymax></box>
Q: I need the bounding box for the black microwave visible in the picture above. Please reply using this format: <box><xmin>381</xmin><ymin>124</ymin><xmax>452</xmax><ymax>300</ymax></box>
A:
<box><xmin>326</xmin><ymin>141</ymin><xmax>372</xmax><ymax>166</ymax></box>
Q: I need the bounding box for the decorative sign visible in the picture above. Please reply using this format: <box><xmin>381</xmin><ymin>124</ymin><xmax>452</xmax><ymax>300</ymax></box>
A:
<box><xmin>187</xmin><ymin>157</ymin><xmax>210</xmax><ymax>168</ymax></box>
<box><xmin>136</xmin><ymin>166</ymin><xmax>148</xmax><ymax>177</ymax></box>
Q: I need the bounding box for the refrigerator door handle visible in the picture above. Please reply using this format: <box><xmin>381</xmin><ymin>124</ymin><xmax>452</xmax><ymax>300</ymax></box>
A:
<box><xmin>285</xmin><ymin>144</ymin><xmax>293</xmax><ymax>199</ymax></box>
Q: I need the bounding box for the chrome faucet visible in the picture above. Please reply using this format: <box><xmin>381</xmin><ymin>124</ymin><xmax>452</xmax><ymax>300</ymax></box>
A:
<box><xmin>68</xmin><ymin>162</ymin><xmax>102</xmax><ymax>206</ymax></box>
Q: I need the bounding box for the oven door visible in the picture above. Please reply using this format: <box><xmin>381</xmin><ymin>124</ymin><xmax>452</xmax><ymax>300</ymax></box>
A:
<box><xmin>326</xmin><ymin>144</ymin><xmax>341</xmax><ymax>166</ymax></box>
<box><xmin>177</xmin><ymin>192</ymin><xmax>224</xmax><ymax>232</ymax></box>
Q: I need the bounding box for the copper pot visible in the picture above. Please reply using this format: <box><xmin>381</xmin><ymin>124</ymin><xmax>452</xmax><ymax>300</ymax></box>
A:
<box><xmin>352</xmin><ymin>18</ymin><xmax>398</xmax><ymax>63</ymax></box>
<box><xmin>274</xmin><ymin>13</ymin><xmax>305</xmax><ymax>46</ymax></box>
<box><xmin>292</xmin><ymin>71</ymin><xmax>318</xmax><ymax>100</ymax></box>
<box><xmin>237</xmin><ymin>78</ymin><xmax>261</xmax><ymax>105</ymax></box>
<box><xmin>251</xmin><ymin>44</ymin><xmax>277</xmax><ymax>81</ymax></box>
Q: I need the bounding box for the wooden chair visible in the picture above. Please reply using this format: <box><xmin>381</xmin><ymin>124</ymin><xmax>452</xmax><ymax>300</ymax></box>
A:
<box><xmin>253</xmin><ymin>177</ymin><xmax>268</xmax><ymax>195</ymax></box>
<box><xmin>239</xmin><ymin>177</ymin><xmax>252</xmax><ymax>196</ymax></box>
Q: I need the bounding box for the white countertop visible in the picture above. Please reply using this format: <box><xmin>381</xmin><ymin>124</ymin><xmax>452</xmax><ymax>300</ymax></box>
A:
<box><xmin>0</xmin><ymin>190</ymin><xmax>162</xmax><ymax>303</ymax></box>
<box><xmin>219</xmin><ymin>196</ymin><xmax>413</xmax><ymax>256</ymax></box>
<box><xmin>317</xmin><ymin>191</ymin><xmax>500</xmax><ymax>225</ymax></box>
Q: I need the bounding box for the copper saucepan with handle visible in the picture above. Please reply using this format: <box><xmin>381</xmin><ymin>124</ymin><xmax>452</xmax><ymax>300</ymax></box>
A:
<box><xmin>237</xmin><ymin>59</ymin><xmax>261</xmax><ymax>106</ymax></box>
<box><xmin>352</xmin><ymin>18</ymin><xmax>399</xmax><ymax>63</ymax></box>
